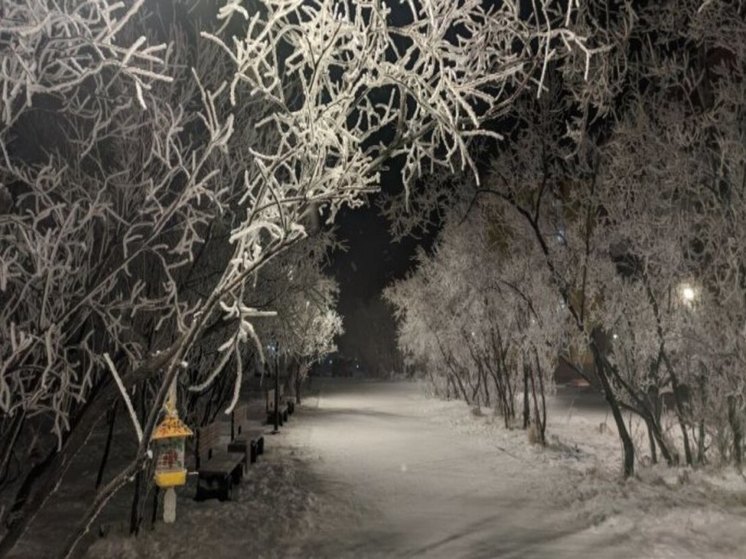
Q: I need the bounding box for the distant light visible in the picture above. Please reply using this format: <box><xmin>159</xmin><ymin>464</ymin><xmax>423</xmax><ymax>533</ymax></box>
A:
<box><xmin>613</xmin><ymin>334</ymin><xmax>618</xmax><ymax>340</ymax></box>
<box><xmin>678</xmin><ymin>282</ymin><xmax>699</xmax><ymax>307</ymax></box>
<box><xmin>682</xmin><ymin>286</ymin><xmax>695</xmax><ymax>302</ymax></box>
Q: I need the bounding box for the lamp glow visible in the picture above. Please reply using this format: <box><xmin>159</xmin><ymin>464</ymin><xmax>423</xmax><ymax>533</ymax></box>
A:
<box><xmin>678</xmin><ymin>282</ymin><xmax>699</xmax><ymax>307</ymax></box>
<box><xmin>682</xmin><ymin>287</ymin><xmax>695</xmax><ymax>301</ymax></box>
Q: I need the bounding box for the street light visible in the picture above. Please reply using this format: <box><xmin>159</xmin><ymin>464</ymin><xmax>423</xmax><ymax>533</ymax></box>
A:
<box><xmin>682</xmin><ymin>286</ymin><xmax>695</xmax><ymax>302</ymax></box>
<box><xmin>678</xmin><ymin>282</ymin><xmax>698</xmax><ymax>306</ymax></box>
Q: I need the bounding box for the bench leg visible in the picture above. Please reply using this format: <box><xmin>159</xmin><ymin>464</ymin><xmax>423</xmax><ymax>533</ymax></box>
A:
<box><xmin>217</xmin><ymin>476</ymin><xmax>233</xmax><ymax>502</ymax></box>
<box><xmin>257</xmin><ymin>437</ymin><xmax>264</xmax><ymax>455</ymax></box>
<box><xmin>250</xmin><ymin>441</ymin><xmax>258</xmax><ymax>464</ymax></box>
<box><xmin>195</xmin><ymin>477</ymin><xmax>210</xmax><ymax>501</ymax></box>
<box><xmin>283</xmin><ymin>409</ymin><xmax>288</xmax><ymax>422</ymax></box>
<box><xmin>231</xmin><ymin>466</ymin><xmax>242</xmax><ymax>486</ymax></box>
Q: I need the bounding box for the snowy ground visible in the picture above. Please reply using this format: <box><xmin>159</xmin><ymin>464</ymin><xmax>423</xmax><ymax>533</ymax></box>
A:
<box><xmin>11</xmin><ymin>378</ymin><xmax>746</xmax><ymax>558</ymax></box>
<box><xmin>275</xmin><ymin>379</ymin><xmax>746</xmax><ymax>558</ymax></box>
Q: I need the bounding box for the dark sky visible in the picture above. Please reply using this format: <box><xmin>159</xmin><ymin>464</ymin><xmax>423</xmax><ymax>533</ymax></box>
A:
<box><xmin>329</xmin><ymin>197</ymin><xmax>428</xmax><ymax>318</ymax></box>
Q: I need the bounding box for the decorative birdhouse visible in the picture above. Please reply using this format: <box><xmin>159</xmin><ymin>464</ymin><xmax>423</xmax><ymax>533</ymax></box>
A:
<box><xmin>152</xmin><ymin>408</ymin><xmax>193</xmax><ymax>488</ymax></box>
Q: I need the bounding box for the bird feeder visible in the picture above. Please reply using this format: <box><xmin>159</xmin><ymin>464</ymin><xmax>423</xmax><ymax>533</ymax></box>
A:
<box><xmin>152</xmin><ymin>408</ymin><xmax>193</xmax><ymax>488</ymax></box>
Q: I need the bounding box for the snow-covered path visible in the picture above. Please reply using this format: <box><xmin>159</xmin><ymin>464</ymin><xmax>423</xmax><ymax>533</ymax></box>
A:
<box><xmin>82</xmin><ymin>377</ymin><xmax>746</xmax><ymax>559</ymax></box>
<box><xmin>284</xmin><ymin>378</ymin><xmax>619</xmax><ymax>558</ymax></box>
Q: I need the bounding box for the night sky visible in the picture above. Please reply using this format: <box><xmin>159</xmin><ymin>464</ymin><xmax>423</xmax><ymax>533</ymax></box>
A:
<box><xmin>329</xmin><ymin>194</ymin><xmax>428</xmax><ymax>321</ymax></box>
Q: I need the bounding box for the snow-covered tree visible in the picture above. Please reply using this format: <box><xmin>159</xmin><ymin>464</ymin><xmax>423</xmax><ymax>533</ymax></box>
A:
<box><xmin>386</xmin><ymin>0</ymin><xmax>745</xmax><ymax>477</ymax></box>
<box><xmin>386</xmin><ymin>197</ymin><xmax>566</xmax><ymax>439</ymax></box>
<box><xmin>252</xmin><ymin>236</ymin><xmax>343</xmax><ymax>403</ymax></box>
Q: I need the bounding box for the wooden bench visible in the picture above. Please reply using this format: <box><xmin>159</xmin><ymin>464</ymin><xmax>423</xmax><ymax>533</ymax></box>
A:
<box><xmin>227</xmin><ymin>403</ymin><xmax>265</xmax><ymax>467</ymax></box>
<box><xmin>195</xmin><ymin>422</ymin><xmax>244</xmax><ymax>501</ymax></box>
<box><xmin>266</xmin><ymin>387</ymin><xmax>289</xmax><ymax>426</ymax></box>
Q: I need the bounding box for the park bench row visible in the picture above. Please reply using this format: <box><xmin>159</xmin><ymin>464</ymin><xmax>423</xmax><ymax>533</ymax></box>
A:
<box><xmin>194</xmin><ymin>388</ymin><xmax>295</xmax><ymax>501</ymax></box>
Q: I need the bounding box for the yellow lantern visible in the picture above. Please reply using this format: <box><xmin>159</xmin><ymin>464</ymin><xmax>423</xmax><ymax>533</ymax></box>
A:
<box><xmin>152</xmin><ymin>408</ymin><xmax>193</xmax><ymax>488</ymax></box>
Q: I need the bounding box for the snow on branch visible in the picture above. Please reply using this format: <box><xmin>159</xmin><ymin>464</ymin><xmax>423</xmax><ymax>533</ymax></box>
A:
<box><xmin>104</xmin><ymin>353</ymin><xmax>143</xmax><ymax>443</ymax></box>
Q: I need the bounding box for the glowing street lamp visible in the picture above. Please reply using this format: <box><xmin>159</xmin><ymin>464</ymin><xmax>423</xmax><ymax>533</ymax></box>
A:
<box><xmin>678</xmin><ymin>282</ymin><xmax>698</xmax><ymax>307</ymax></box>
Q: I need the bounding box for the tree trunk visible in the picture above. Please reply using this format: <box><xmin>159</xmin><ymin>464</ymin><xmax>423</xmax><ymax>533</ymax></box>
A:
<box><xmin>150</xmin><ymin>486</ymin><xmax>160</xmax><ymax>528</ymax></box>
<box><xmin>662</xmin><ymin>357</ymin><xmax>693</xmax><ymax>465</ymax></box>
<box><xmin>646</xmin><ymin>413</ymin><xmax>676</xmax><ymax>466</ymax></box>
<box><xmin>522</xmin><ymin>360</ymin><xmax>530</xmax><ymax>430</ymax></box>
<box><xmin>129</xmin><ymin>386</ymin><xmax>147</xmax><ymax>535</ymax></box>
<box><xmin>696</xmin><ymin>372</ymin><xmax>708</xmax><ymax>464</ymax></box>
<box><xmin>482</xmin><ymin>364</ymin><xmax>491</xmax><ymax>408</ymax></box>
<box><xmin>645</xmin><ymin>419</ymin><xmax>658</xmax><ymax>464</ymax></box>
<box><xmin>590</xmin><ymin>340</ymin><xmax>635</xmax><ymax>477</ymax></box>
<box><xmin>295</xmin><ymin>364</ymin><xmax>302</xmax><ymax>405</ymax></box>
<box><xmin>129</xmin><ymin>471</ymin><xmax>143</xmax><ymax>535</ymax></box>
<box><xmin>528</xmin><ymin>365</ymin><xmax>545</xmax><ymax>445</ymax></box>
<box><xmin>0</xmin><ymin>411</ymin><xmax>25</xmax><ymax>486</ymax></box>
<box><xmin>490</xmin><ymin>368</ymin><xmax>508</xmax><ymax>427</ymax></box>
<box><xmin>506</xmin><ymin>365</ymin><xmax>516</xmax><ymax>422</ymax></box>
<box><xmin>697</xmin><ymin>421</ymin><xmax>706</xmax><ymax>464</ymax></box>
<box><xmin>535</xmin><ymin>348</ymin><xmax>547</xmax><ymax>443</ymax></box>
<box><xmin>728</xmin><ymin>395</ymin><xmax>743</xmax><ymax>466</ymax></box>
<box><xmin>95</xmin><ymin>401</ymin><xmax>118</xmax><ymax>489</ymax></box>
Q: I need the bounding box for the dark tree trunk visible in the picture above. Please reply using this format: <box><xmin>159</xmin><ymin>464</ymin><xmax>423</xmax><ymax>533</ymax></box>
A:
<box><xmin>697</xmin><ymin>372</ymin><xmax>708</xmax><ymax>464</ymax></box>
<box><xmin>645</xmin><ymin>413</ymin><xmax>676</xmax><ymax>466</ymax></box>
<box><xmin>645</xmin><ymin>418</ymin><xmax>658</xmax><ymax>464</ymax></box>
<box><xmin>522</xmin><ymin>360</ymin><xmax>530</xmax><ymax>430</ymax></box>
<box><xmin>697</xmin><ymin>420</ymin><xmax>707</xmax><ymax>464</ymax></box>
<box><xmin>728</xmin><ymin>395</ymin><xmax>743</xmax><ymax>466</ymax></box>
<box><xmin>294</xmin><ymin>364</ymin><xmax>302</xmax><ymax>405</ymax></box>
<box><xmin>534</xmin><ymin>347</ymin><xmax>547</xmax><ymax>443</ymax></box>
<box><xmin>481</xmin><ymin>362</ymin><xmax>491</xmax><ymax>408</ymax></box>
<box><xmin>95</xmin><ymin>401</ymin><xmax>118</xmax><ymax>489</ymax></box>
<box><xmin>129</xmin><ymin>471</ymin><xmax>143</xmax><ymax>535</ymax></box>
<box><xmin>590</xmin><ymin>340</ymin><xmax>635</xmax><ymax>477</ymax></box>
<box><xmin>129</xmin><ymin>384</ymin><xmax>147</xmax><ymax>535</ymax></box>
<box><xmin>506</xmin><ymin>365</ymin><xmax>516</xmax><ymax>421</ymax></box>
<box><xmin>663</xmin><ymin>358</ymin><xmax>693</xmax><ymax>465</ymax></box>
<box><xmin>528</xmin><ymin>365</ymin><xmax>545</xmax><ymax>445</ymax></box>
<box><xmin>489</xmin><ymin>368</ymin><xmax>508</xmax><ymax>427</ymax></box>
<box><xmin>0</xmin><ymin>411</ymin><xmax>25</xmax><ymax>485</ymax></box>
<box><xmin>150</xmin><ymin>486</ymin><xmax>160</xmax><ymax>528</ymax></box>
